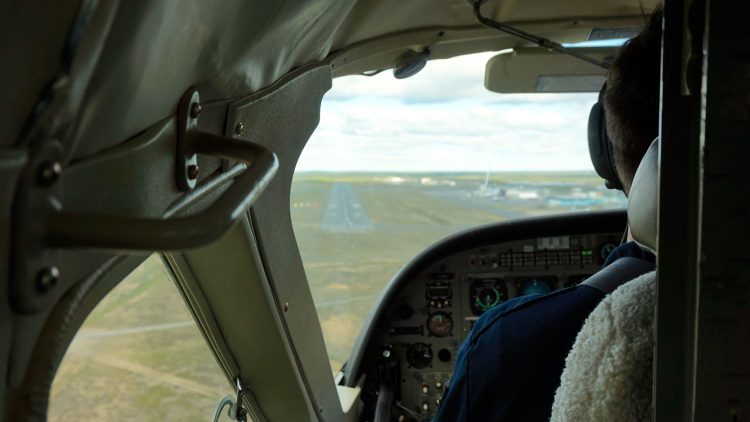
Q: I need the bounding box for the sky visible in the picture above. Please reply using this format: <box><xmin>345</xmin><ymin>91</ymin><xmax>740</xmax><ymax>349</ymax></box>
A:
<box><xmin>296</xmin><ymin>52</ymin><xmax>599</xmax><ymax>173</ymax></box>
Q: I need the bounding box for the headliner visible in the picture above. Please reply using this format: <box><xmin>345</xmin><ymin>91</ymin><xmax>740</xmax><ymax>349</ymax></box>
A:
<box><xmin>2</xmin><ymin>0</ymin><xmax>658</xmax><ymax>158</ymax></box>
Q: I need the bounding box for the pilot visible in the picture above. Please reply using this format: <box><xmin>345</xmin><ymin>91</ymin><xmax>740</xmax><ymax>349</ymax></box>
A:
<box><xmin>433</xmin><ymin>7</ymin><xmax>662</xmax><ymax>422</ymax></box>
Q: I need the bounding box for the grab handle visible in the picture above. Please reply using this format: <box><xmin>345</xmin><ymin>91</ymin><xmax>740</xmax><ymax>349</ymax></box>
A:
<box><xmin>46</xmin><ymin>89</ymin><xmax>278</xmax><ymax>251</ymax></box>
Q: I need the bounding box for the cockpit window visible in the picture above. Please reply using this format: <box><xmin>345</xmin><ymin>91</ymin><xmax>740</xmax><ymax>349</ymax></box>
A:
<box><xmin>290</xmin><ymin>52</ymin><xmax>626</xmax><ymax>374</ymax></box>
<box><xmin>49</xmin><ymin>256</ymin><xmax>233</xmax><ymax>421</ymax></box>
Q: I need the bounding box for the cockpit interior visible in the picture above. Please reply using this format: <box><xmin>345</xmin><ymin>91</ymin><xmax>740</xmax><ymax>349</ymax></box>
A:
<box><xmin>1</xmin><ymin>1</ymin><xmax>748</xmax><ymax>421</ymax></box>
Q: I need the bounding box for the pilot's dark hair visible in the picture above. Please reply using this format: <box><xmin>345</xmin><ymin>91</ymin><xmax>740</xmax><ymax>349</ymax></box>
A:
<box><xmin>603</xmin><ymin>6</ymin><xmax>663</xmax><ymax>193</ymax></box>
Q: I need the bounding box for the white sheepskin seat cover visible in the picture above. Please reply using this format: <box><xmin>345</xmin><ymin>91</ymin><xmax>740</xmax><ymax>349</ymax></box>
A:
<box><xmin>550</xmin><ymin>271</ymin><xmax>656</xmax><ymax>422</ymax></box>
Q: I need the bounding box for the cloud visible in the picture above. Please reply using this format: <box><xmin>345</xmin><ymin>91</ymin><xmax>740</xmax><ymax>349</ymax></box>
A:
<box><xmin>297</xmin><ymin>52</ymin><xmax>599</xmax><ymax>172</ymax></box>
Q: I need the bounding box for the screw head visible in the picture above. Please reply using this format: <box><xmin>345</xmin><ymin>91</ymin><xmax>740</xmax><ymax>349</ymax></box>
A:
<box><xmin>284</xmin><ymin>302</ymin><xmax>289</xmax><ymax>312</ymax></box>
<box><xmin>190</xmin><ymin>103</ymin><xmax>202</xmax><ymax>118</ymax></box>
<box><xmin>38</xmin><ymin>161</ymin><xmax>62</xmax><ymax>186</ymax></box>
<box><xmin>234</xmin><ymin>122</ymin><xmax>245</xmax><ymax>136</ymax></box>
<box><xmin>36</xmin><ymin>267</ymin><xmax>60</xmax><ymax>293</ymax></box>
<box><xmin>382</xmin><ymin>348</ymin><xmax>391</xmax><ymax>358</ymax></box>
<box><xmin>187</xmin><ymin>164</ymin><xmax>199</xmax><ymax>180</ymax></box>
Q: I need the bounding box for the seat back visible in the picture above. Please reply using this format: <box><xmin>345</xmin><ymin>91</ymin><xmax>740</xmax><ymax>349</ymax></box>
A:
<box><xmin>628</xmin><ymin>138</ymin><xmax>659</xmax><ymax>254</ymax></box>
<box><xmin>551</xmin><ymin>138</ymin><xmax>660</xmax><ymax>421</ymax></box>
<box><xmin>550</xmin><ymin>271</ymin><xmax>656</xmax><ymax>421</ymax></box>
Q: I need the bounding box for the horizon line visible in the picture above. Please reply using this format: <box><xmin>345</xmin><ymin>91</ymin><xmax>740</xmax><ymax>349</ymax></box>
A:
<box><xmin>293</xmin><ymin>169</ymin><xmax>598</xmax><ymax>174</ymax></box>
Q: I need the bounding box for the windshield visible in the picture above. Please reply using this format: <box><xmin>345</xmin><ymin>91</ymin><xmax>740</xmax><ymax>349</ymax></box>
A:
<box><xmin>290</xmin><ymin>52</ymin><xmax>625</xmax><ymax>374</ymax></box>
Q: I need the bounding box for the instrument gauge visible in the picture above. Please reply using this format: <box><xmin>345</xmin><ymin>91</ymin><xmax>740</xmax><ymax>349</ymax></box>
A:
<box><xmin>469</xmin><ymin>279</ymin><xmax>507</xmax><ymax>316</ymax></box>
<box><xmin>599</xmin><ymin>242</ymin><xmax>618</xmax><ymax>263</ymax></box>
<box><xmin>406</xmin><ymin>342</ymin><xmax>433</xmax><ymax>369</ymax></box>
<box><xmin>426</xmin><ymin>281</ymin><xmax>452</xmax><ymax>308</ymax></box>
<box><xmin>426</xmin><ymin>282</ymin><xmax>452</xmax><ymax>300</ymax></box>
<box><xmin>476</xmin><ymin>287</ymin><xmax>501</xmax><ymax>309</ymax></box>
<box><xmin>518</xmin><ymin>278</ymin><xmax>554</xmax><ymax>296</ymax></box>
<box><xmin>427</xmin><ymin>312</ymin><xmax>453</xmax><ymax>337</ymax></box>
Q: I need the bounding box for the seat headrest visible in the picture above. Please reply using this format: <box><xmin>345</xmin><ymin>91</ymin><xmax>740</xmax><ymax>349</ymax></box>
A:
<box><xmin>627</xmin><ymin>138</ymin><xmax>659</xmax><ymax>254</ymax></box>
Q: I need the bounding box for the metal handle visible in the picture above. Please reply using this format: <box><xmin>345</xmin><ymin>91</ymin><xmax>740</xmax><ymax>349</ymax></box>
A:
<box><xmin>45</xmin><ymin>129</ymin><xmax>278</xmax><ymax>251</ymax></box>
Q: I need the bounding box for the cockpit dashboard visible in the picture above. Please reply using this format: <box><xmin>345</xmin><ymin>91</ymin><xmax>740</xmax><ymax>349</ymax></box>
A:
<box><xmin>342</xmin><ymin>211</ymin><xmax>626</xmax><ymax>420</ymax></box>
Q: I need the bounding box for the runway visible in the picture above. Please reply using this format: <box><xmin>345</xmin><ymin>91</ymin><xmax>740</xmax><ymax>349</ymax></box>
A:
<box><xmin>321</xmin><ymin>183</ymin><xmax>374</xmax><ymax>232</ymax></box>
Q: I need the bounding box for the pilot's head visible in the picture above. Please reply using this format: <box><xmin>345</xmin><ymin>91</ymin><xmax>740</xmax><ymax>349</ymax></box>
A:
<box><xmin>604</xmin><ymin>7</ymin><xmax>663</xmax><ymax>195</ymax></box>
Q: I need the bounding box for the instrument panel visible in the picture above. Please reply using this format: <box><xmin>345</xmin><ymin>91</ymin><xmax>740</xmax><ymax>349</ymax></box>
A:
<box><xmin>373</xmin><ymin>232</ymin><xmax>621</xmax><ymax>419</ymax></box>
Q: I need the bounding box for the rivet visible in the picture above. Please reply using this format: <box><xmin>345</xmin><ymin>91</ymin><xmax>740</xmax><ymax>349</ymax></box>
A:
<box><xmin>284</xmin><ymin>302</ymin><xmax>289</xmax><ymax>312</ymax></box>
<box><xmin>234</xmin><ymin>122</ymin><xmax>245</xmax><ymax>136</ymax></box>
<box><xmin>190</xmin><ymin>103</ymin><xmax>202</xmax><ymax>118</ymax></box>
<box><xmin>36</xmin><ymin>267</ymin><xmax>60</xmax><ymax>293</ymax></box>
<box><xmin>38</xmin><ymin>161</ymin><xmax>62</xmax><ymax>186</ymax></box>
<box><xmin>187</xmin><ymin>164</ymin><xmax>199</xmax><ymax>180</ymax></box>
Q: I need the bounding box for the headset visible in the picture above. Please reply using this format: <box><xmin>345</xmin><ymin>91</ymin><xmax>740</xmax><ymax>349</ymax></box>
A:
<box><xmin>587</xmin><ymin>83</ymin><xmax>623</xmax><ymax>191</ymax></box>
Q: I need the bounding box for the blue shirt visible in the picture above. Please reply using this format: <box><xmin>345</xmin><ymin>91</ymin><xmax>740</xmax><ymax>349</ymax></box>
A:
<box><xmin>433</xmin><ymin>242</ymin><xmax>653</xmax><ymax>422</ymax></box>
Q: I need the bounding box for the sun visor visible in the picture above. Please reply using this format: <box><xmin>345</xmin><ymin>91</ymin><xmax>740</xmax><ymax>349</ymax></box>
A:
<box><xmin>485</xmin><ymin>47</ymin><xmax>617</xmax><ymax>93</ymax></box>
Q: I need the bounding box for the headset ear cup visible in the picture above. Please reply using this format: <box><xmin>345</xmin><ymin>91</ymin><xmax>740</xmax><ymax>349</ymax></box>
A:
<box><xmin>587</xmin><ymin>100</ymin><xmax>623</xmax><ymax>190</ymax></box>
<box><xmin>588</xmin><ymin>103</ymin><xmax>604</xmax><ymax>160</ymax></box>
<box><xmin>600</xmin><ymin>106</ymin><xmax>623</xmax><ymax>190</ymax></box>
